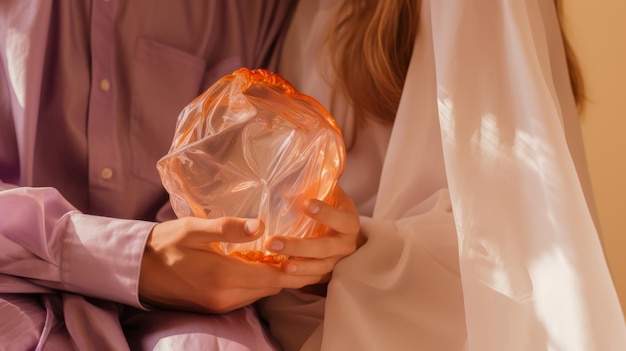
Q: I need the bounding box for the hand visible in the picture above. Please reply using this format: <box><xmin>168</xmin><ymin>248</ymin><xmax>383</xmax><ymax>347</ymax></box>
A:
<box><xmin>263</xmin><ymin>187</ymin><xmax>362</xmax><ymax>286</ymax></box>
<box><xmin>138</xmin><ymin>217</ymin><xmax>323</xmax><ymax>314</ymax></box>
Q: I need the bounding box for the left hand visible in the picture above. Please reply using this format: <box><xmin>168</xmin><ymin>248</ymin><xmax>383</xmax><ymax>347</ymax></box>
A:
<box><xmin>263</xmin><ymin>186</ymin><xmax>362</xmax><ymax>284</ymax></box>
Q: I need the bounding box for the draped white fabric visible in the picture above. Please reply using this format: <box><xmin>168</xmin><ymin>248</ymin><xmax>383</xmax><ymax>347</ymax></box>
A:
<box><xmin>269</xmin><ymin>0</ymin><xmax>626</xmax><ymax>350</ymax></box>
<box><xmin>427</xmin><ymin>1</ymin><xmax>626</xmax><ymax>350</ymax></box>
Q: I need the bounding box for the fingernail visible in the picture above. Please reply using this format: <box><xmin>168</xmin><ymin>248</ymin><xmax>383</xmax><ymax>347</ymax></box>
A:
<box><xmin>267</xmin><ymin>238</ymin><xmax>284</xmax><ymax>251</ymax></box>
<box><xmin>244</xmin><ymin>219</ymin><xmax>260</xmax><ymax>235</ymax></box>
<box><xmin>284</xmin><ymin>263</ymin><xmax>297</xmax><ymax>273</ymax></box>
<box><xmin>306</xmin><ymin>201</ymin><xmax>320</xmax><ymax>215</ymax></box>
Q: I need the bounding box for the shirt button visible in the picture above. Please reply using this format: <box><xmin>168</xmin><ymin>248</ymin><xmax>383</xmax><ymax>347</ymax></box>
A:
<box><xmin>101</xmin><ymin>167</ymin><xmax>114</xmax><ymax>180</ymax></box>
<box><xmin>100</xmin><ymin>79</ymin><xmax>111</xmax><ymax>91</ymax></box>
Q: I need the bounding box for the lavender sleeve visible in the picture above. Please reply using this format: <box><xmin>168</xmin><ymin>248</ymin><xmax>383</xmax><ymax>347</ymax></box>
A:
<box><xmin>0</xmin><ymin>184</ymin><xmax>154</xmax><ymax>309</ymax></box>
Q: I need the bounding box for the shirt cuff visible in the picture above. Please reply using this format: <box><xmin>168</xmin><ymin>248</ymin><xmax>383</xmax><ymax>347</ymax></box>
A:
<box><xmin>60</xmin><ymin>212</ymin><xmax>155</xmax><ymax>309</ymax></box>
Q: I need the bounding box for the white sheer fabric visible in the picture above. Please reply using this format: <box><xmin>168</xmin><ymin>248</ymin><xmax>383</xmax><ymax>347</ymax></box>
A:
<box><xmin>428</xmin><ymin>1</ymin><xmax>625</xmax><ymax>350</ymax></box>
<box><xmin>267</xmin><ymin>0</ymin><xmax>626</xmax><ymax>350</ymax></box>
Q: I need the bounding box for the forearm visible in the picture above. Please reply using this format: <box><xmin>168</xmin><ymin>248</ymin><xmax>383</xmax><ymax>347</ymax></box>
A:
<box><xmin>0</xmin><ymin>186</ymin><xmax>154</xmax><ymax>308</ymax></box>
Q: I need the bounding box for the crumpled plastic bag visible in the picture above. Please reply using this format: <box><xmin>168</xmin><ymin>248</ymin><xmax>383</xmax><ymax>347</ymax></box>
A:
<box><xmin>157</xmin><ymin>68</ymin><xmax>346</xmax><ymax>263</ymax></box>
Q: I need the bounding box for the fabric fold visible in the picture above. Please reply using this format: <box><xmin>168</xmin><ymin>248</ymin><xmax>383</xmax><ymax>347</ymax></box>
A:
<box><xmin>429</xmin><ymin>0</ymin><xmax>625</xmax><ymax>349</ymax></box>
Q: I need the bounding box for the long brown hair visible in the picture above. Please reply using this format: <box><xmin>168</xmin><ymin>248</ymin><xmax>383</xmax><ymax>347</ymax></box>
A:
<box><xmin>327</xmin><ymin>0</ymin><xmax>585</xmax><ymax>127</ymax></box>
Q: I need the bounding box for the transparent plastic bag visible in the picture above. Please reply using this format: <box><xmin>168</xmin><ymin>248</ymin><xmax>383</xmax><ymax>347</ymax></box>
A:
<box><xmin>157</xmin><ymin>68</ymin><xmax>346</xmax><ymax>263</ymax></box>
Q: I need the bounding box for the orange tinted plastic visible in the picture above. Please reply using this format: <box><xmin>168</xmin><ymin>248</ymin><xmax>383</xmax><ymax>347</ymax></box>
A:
<box><xmin>157</xmin><ymin>68</ymin><xmax>346</xmax><ymax>263</ymax></box>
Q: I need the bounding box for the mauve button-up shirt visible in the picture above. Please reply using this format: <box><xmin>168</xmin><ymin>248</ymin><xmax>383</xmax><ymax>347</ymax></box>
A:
<box><xmin>33</xmin><ymin>0</ymin><xmax>291</xmax><ymax>220</ymax></box>
<box><xmin>0</xmin><ymin>1</ymin><xmax>293</xmax><ymax>349</ymax></box>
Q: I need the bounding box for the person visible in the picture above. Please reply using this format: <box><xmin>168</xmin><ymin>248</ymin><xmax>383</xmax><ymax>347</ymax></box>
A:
<box><xmin>0</xmin><ymin>1</ymin><xmax>362</xmax><ymax>350</ymax></box>
<box><xmin>257</xmin><ymin>0</ymin><xmax>626</xmax><ymax>350</ymax></box>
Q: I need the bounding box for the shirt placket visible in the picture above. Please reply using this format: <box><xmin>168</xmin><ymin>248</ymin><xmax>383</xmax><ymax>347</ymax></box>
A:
<box><xmin>87</xmin><ymin>0</ymin><xmax>122</xmax><ymax>215</ymax></box>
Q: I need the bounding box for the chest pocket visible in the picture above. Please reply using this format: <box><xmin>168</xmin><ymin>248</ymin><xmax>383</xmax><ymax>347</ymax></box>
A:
<box><xmin>129</xmin><ymin>37</ymin><xmax>241</xmax><ymax>185</ymax></box>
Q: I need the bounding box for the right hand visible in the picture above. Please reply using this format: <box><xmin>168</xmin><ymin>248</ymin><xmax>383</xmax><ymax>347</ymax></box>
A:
<box><xmin>138</xmin><ymin>217</ymin><xmax>322</xmax><ymax>314</ymax></box>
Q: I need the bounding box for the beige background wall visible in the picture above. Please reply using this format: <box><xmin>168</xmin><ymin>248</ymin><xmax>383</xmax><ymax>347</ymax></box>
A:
<box><xmin>562</xmin><ymin>1</ymin><xmax>626</xmax><ymax>317</ymax></box>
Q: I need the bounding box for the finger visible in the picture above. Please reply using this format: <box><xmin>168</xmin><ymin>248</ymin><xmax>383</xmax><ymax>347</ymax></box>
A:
<box><xmin>266</xmin><ymin>273</ymin><xmax>326</xmax><ymax>289</ymax></box>
<box><xmin>265</xmin><ymin>233</ymin><xmax>356</xmax><ymax>259</ymax></box>
<box><xmin>279</xmin><ymin>256</ymin><xmax>338</xmax><ymax>277</ymax></box>
<box><xmin>303</xmin><ymin>192</ymin><xmax>359</xmax><ymax>235</ymax></box>
<box><xmin>181</xmin><ymin>217</ymin><xmax>264</xmax><ymax>244</ymax></box>
<box><xmin>232</xmin><ymin>261</ymin><xmax>326</xmax><ymax>289</ymax></box>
